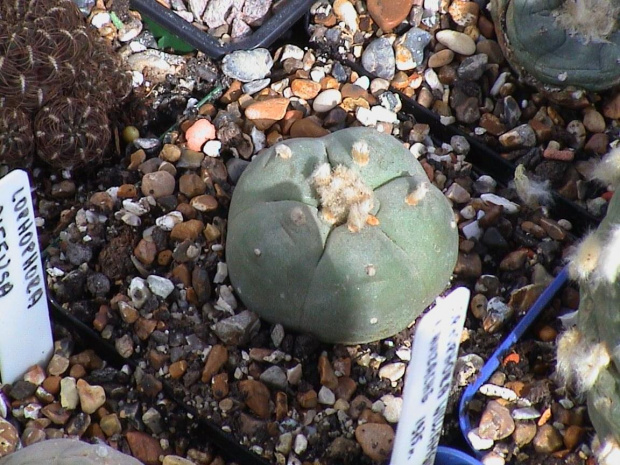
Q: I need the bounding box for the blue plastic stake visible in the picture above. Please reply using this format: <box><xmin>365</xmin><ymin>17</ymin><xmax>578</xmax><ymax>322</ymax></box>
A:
<box><xmin>458</xmin><ymin>266</ymin><xmax>570</xmax><ymax>455</ymax></box>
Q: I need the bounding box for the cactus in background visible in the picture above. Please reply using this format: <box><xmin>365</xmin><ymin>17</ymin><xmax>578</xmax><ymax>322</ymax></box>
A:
<box><xmin>557</xmin><ymin>147</ymin><xmax>620</xmax><ymax>464</ymax></box>
<box><xmin>492</xmin><ymin>0</ymin><xmax>620</xmax><ymax>95</ymax></box>
<box><xmin>226</xmin><ymin>127</ymin><xmax>458</xmax><ymax>344</ymax></box>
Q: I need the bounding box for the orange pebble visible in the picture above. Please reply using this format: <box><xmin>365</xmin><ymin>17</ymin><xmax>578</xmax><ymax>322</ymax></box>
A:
<box><xmin>185</xmin><ymin>119</ymin><xmax>216</xmax><ymax>151</ymax></box>
<box><xmin>502</xmin><ymin>352</ymin><xmax>520</xmax><ymax>366</ymax></box>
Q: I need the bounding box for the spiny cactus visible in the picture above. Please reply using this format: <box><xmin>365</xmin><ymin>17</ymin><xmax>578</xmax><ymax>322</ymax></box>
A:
<box><xmin>557</xmin><ymin>146</ymin><xmax>620</xmax><ymax>465</ymax></box>
<box><xmin>0</xmin><ymin>0</ymin><xmax>131</xmax><ymax>169</ymax></box>
<box><xmin>226</xmin><ymin>127</ymin><xmax>459</xmax><ymax>344</ymax></box>
<box><xmin>492</xmin><ymin>0</ymin><xmax>620</xmax><ymax>94</ymax></box>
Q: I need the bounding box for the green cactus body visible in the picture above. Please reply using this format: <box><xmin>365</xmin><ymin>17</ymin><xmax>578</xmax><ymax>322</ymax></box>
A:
<box><xmin>568</xmin><ymin>189</ymin><xmax>620</xmax><ymax>446</ymax></box>
<box><xmin>226</xmin><ymin>127</ymin><xmax>458</xmax><ymax>344</ymax></box>
<box><xmin>492</xmin><ymin>0</ymin><xmax>620</xmax><ymax>93</ymax></box>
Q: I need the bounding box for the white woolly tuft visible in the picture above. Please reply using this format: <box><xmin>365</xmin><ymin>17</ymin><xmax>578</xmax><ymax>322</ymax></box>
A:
<box><xmin>275</xmin><ymin>144</ymin><xmax>292</xmax><ymax>159</ymax></box>
<box><xmin>556</xmin><ymin>328</ymin><xmax>610</xmax><ymax>393</ymax></box>
<box><xmin>310</xmin><ymin>163</ymin><xmax>373</xmax><ymax>231</ymax></box>
<box><xmin>575</xmin><ymin>342</ymin><xmax>610</xmax><ymax>392</ymax></box>
<box><xmin>512</xmin><ymin>164</ymin><xmax>553</xmax><ymax>208</ymax></box>
<box><xmin>555</xmin><ymin>327</ymin><xmax>582</xmax><ymax>387</ymax></box>
<box><xmin>596</xmin><ymin>225</ymin><xmax>620</xmax><ymax>283</ymax></box>
<box><xmin>405</xmin><ymin>182</ymin><xmax>429</xmax><ymax>206</ymax></box>
<box><xmin>351</xmin><ymin>139</ymin><xmax>370</xmax><ymax>166</ymax></box>
<box><xmin>311</xmin><ymin>163</ymin><xmax>332</xmax><ymax>186</ymax></box>
<box><xmin>591</xmin><ymin>147</ymin><xmax>620</xmax><ymax>186</ymax></box>
<box><xmin>593</xmin><ymin>436</ymin><xmax>620</xmax><ymax>465</ymax></box>
<box><xmin>566</xmin><ymin>231</ymin><xmax>602</xmax><ymax>282</ymax></box>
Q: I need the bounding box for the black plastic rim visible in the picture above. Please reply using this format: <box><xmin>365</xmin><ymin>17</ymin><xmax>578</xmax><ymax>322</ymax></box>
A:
<box><xmin>130</xmin><ymin>0</ymin><xmax>315</xmax><ymax>59</ymax></box>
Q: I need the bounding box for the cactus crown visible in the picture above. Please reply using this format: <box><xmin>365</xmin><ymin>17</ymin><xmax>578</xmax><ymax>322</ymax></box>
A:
<box><xmin>310</xmin><ymin>163</ymin><xmax>374</xmax><ymax>233</ymax></box>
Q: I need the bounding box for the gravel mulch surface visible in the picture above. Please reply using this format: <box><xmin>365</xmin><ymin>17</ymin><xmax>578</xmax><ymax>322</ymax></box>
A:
<box><xmin>0</xmin><ymin>0</ymin><xmax>615</xmax><ymax>464</ymax></box>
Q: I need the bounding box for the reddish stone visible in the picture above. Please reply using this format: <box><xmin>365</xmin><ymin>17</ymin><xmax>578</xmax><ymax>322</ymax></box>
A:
<box><xmin>367</xmin><ymin>0</ymin><xmax>414</xmax><ymax>32</ymax></box>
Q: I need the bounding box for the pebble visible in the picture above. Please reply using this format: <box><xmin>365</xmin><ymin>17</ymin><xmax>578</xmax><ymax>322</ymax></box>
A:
<box><xmin>126</xmin><ymin>431</ymin><xmax>164</xmax><ymax>465</ymax></box>
<box><xmin>498</xmin><ymin>124</ymin><xmax>537</xmax><ymax>148</ymax></box>
<box><xmin>512</xmin><ymin>422</ymin><xmax>537</xmax><ymax>447</ymax></box>
<box><xmin>221</xmin><ymin>48</ymin><xmax>273</xmax><ymax>82</ymax></box>
<box><xmin>259</xmin><ymin>366</ymin><xmax>288</xmax><ymax>391</ymax></box>
<box><xmin>170</xmin><ymin>219</ymin><xmax>205</xmax><ymax>241</ymax></box>
<box><xmin>146</xmin><ymin>275</ymin><xmax>175</xmax><ymax>299</ymax></box>
<box><xmin>428</xmin><ymin>49</ymin><xmax>455</xmax><ymax>68</ymax></box>
<box><xmin>435</xmin><ymin>30</ymin><xmax>476</xmax><ymax>56</ymax></box>
<box><xmin>583</xmin><ymin>108</ymin><xmax>606</xmax><ymax>133</ymax></box>
<box><xmin>214</xmin><ymin>310</ymin><xmax>260</xmax><ymax>346</ymax></box>
<box><xmin>354</xmin><ymin>423</ymin><xmax>395</xmax><ymax>462</ymax></box>
<box><xmin>367</xmin><ymin>0</ymin><xmax>414</xmax><ymax>32</ymax></box>
<box><xmin>380</xmin><ymin>394</ymin><xmax>402</xmax><ymax>423</ymax></box>
<box><xmin>0</xmin><ymin>417</ymin><xmax>18</xmax><ymax>457</ymax></box>
<box><xmin>532</xmin><ymin>424</ymin><xmax>564</xmax><ymax>454</ymax></box>
<box><xmin>141</xmin><ymin>171</ymin><xmax>175</xmax><ymax>198</ymax></box>
<box><xmin>468</xmin><ymin>428</ymin><xmax>494</xmax><ymax>450</ymax></box>
<box><xmin>185</xmin><ymin>119</ymin><xmax>216</xmax><ymax>152</ymax></box>
<box><xmin>361</xmin><ymin>37</ymin><xmax>396</xmax><ymax>80</ymax></box>
<box><xmin>478</xmin><ymin>400</ymin><xmax>515</xmax><ymax>440</ymax></box>
<box><xmin>239</xmin><ymin>379</ymin><xmax>271</xmax><ymax>419</ymax></box>
<box><xmin>60</xmin><ymin>377</ymin><xmax>79</xmax><ymax>409</ymax></box>
<box><xmin>318</xmin><ymin>386</ymin><xmax>336</xmax><ymax>405</ymax></box>
<box><xmin>313</xmin><ymin>89</ymin><xmax>343</xmax><ymax>113</ymax></box>
<box><xmin>245</xmin><ymin>97</ymin><xmax>289</xmax><ymax>121</ymax></box>
<box><xmin>291</xmin><ymin>78</ymin><xmax>322</xmax><ymax>100</ymax></box>
<box><xmin>76</xmin><ymin>379</ymin><xmax>106</xmax><ymax>414</ymax></box>
<box><xmin>398</xmin><ymin>28</ymin><xmax>432</xmax><ymax>69</ymax></box>
<box><xmin>294</xmin><ymin>434</ymin><xmax>308</xmax><ymax>455</ymax></box>
<box><xmin>457</xmin><ymin>53</ymin><xmax>489</xmax><ymax>81</ymax></box>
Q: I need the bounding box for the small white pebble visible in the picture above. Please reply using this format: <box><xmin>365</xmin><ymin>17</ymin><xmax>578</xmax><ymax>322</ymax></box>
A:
<box><xmin>479</xmin><ymin>384</ymin><xmax>518</xmax><ymax>402</ymax></box>
<box><xmin>318</xmin><ymin>386</ymin><xmax>335</xmax><ymax>405</ymax></box>
<box><xmin>203</xmin><ymin>140</ymin><xmax>221</xmax><ymax>157</ymax></box>
<box><xmin>468</xmin><ymin>428</ymin><xmax>494</xmax><ymax>451</ymax></box>
<box><xmin>213</xmin><ymin>262</ymin><xmax>228</xmax><ymax>284</ymax></box>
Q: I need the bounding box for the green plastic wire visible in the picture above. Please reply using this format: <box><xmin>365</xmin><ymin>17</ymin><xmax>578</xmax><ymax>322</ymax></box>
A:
<box><xmin>158</xmin><ymin>84</ymin><xmax>224</xmax><ymax>140</ymax></box>
<box><xmin>109</xmin><ymin>11</ymin><xmax>125</xmax><ymax>30</ymax></box>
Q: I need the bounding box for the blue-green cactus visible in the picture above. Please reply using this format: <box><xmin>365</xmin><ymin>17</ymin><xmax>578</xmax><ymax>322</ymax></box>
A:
<box><xmin>226</xmin><ymin>127</ymin><xmax>458</xmax><ymax>344</ymax></box>
<box><xmin>557</xmin><ymin>147</ymin><xmax>620</xmax><ymax>464</ymax></box>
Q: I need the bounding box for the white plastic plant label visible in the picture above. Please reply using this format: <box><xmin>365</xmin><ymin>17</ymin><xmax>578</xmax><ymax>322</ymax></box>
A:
<box><xmin>0</xmin><ymin>170</ymin><xmax>52</xmax><ymax>384</ymax></box>
<box><xmin>391</xmin><ymin>287</ymin><xmax>470</xmax><ymax>465</ymax></box>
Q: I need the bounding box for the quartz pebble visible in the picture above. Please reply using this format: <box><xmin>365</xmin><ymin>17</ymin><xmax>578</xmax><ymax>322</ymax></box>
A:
<box><xmin>221</xmin><ymin>48</ymin><xmax>273</xmax><ymax>82</ymax></box>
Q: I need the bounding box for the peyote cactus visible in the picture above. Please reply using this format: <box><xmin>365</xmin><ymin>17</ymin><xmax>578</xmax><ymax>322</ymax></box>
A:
<box><xmin>0</xmin><ymin>438</ymin><xmax>142</xmax><ymax>464</ymax></box>
<box><xmin>557</xmin><ymin>147</ymin><xmax>620</xmax><ymax>464</ymax></box>
<box><xmin>492</xmin><ymin>0</ymin><xmax>620</xmax><ymax>96</ymax></box>
<box><xmin>226</xmin><ymin>127</ymin><xmax>458</xmax><ymax>344</ymax></box>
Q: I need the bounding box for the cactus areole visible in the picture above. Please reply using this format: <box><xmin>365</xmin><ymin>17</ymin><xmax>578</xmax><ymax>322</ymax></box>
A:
<box><xmin>226</xmin><ymin>128</ymin><xmax>458</xmax><ymax>344</ymax></box>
